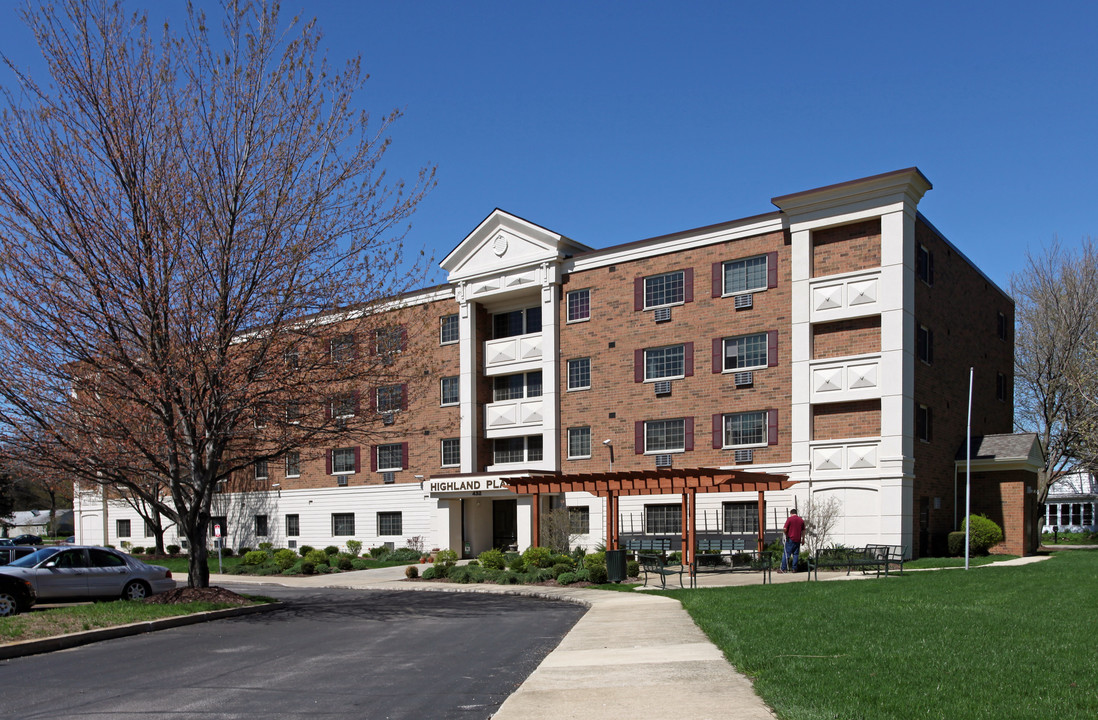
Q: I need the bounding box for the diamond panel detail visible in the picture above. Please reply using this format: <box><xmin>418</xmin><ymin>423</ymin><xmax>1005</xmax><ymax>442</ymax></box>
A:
<box><xmin>813</xmin><ymin>284</ymin><xmax>843</xmax><ymax>311</ymax></box>
<box><xmin>848</xmin><ymin>278</ymin><xmax>878</xmax><ymax>306</ymax></box>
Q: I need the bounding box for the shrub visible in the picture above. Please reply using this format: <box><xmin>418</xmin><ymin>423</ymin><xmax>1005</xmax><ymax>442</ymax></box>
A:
<box><xmin>324</xmin><ymin>545</ymin><xmax>340</xmax><ymax>556</ymax></box>
<box><xmin>300</xmin><ymin>561</ymin><xmax>315</xmax><ymax>575</ymax></box>
<box><xmin>478</xmin><ymin>548</ymin><xmax>506</xmax><ymax>570</ymax></box>
<box><xmin>467</xmin><ymin>559</ymin><xmax>479</xmax><ymax>566</ymax></box>
<box><xmin>522</xmin><ymin>546</ymin><xmax>553</xmax><ymax>569</ymax></box>
<box><xmin>387</xmin><ymin>547</ymin><xmax>421</xmax><ymax>563</ymax></box>
<box><xmin>351</xmin><ymin>558</ymin><xmax>371</xmax><ymax>570</ymax></box>
<box><xmin>548</xmin><ymin>554</ymin><xmax>574</xmax><ymax>569</ymax></box>
<box><xmin>550</xmin><ymin>562</ymin><xmax>571</xmax><ymax>579</ymax></box>
<box><xmin>583</xmin><ymin>551</ymin><xmax>606</xmax><ymax>576</ymax></box>
<box><xmin>316</xmin><ymin>562</ymin><xmax>331</xmax><ymax>573</ymax></box>
<box><xmin>243</xmin><ymin>550</ymin><xmax>268</xmax><ymax>566</ymax></box>
<box><xmin>496</xmin><ymin>570</ymin><xmax>520</xmax><ymax>585</ymax></box>
<box><xmin>345</xmin><ymin>540</ymin><xmax>362</xmax><ymax>557</ymax></box>
<box><xmin>236</xmin><ymin>547</ymin><xmax>250</xmax><ymax>555</ymax></box>
<box><xmin>369</xmin><ymin>545</ymin><xmax>390</xmax><ymax>559</ymax></box>
<box><xmin>405</xmin><ymin>564</ymin><xmax>419</xmax><ymax>579</ymax></box>
<box><xmin>449</xmin><ymin>565</ymin><xmax>485</xmax><ymax>584</ymax></box>
<box><xmin>304</xmin><ymin>549</ymin><xmax>329</xmax><ymax>566</ymax></box>
<box><xmin>574</xmin><ymin>568</ymin><xmax>591</xmax><ymax>582</ymax></box>
<box><xmin>299</xmin><ymin>545</ymin><xmax>315</xmax><ymax>557</ymax></box>
<box><xmin>435</xmin><ymin>548</ymin><xmax>459</xmax><ymax>569</ymax></box>
<box><xmin>220</xmin><ymin>547</ymin><xmax>234</xmax><ymax>557</ymax></box>
<box><xmin>422</xmin><ymin>566</ymin><xmax>443</xmax><ymax>580</ymax></box>
<box><xmin>963</xmin><ymin>515</ymin><xmax>1005</xmax><ymax>554</ymax></box>
<box><xmin>337</xmin><ymin>556</ymin><xmax>353</xmax><ymax>571</ymax></box>
<box><xmin>130</xmin><ymin>546</ymin><xmax>144</xmax><ymax>555</ymax></box>
<box><xmin>273</xmin><ymin>549</ymin><xmax>297</xmax><ymax>570</ymax></box>
<box><xmin>947</xmin><ymin>532</ymin><xmax>966</xmax><ymax>556</ymax></box>
<box><xmin>527</xmin><ymin>568</ymin><xmax>554</xmax><ymax>583</ymax></box>
<box><xmin>587</xmin><ymin>564</ymin><xmax>608</xmax><ymax>584</ymax></box>
<box><xmin>627</xmin><ymin>560</ymin><xmax>640</xmax><ymax>578</ymax></box>
<box><xmin>508</xmin><ymin>555</ymin><xmax>526</xmax><ymax>573</ymax></box>
<box><xmin>258</xmin><ymin>542</ymin><xmax>273</xmax><ymax>552</ymax></box>
<box><xmin>166</xmin><ymin>544</ymin><xmax>180</xmax><ymax>556</ymax></box>
<box><xmin>557</xmin><ymin>572</ymin><xmax>577</xmax><ymax>585</ymax></box>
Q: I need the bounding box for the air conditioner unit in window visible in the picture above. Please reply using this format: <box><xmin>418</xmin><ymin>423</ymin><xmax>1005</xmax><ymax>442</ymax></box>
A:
<box><xmin>733</xmin><ymin>371</ymin><xmax>754</xmax><ymax>387</ymax></box>
<box><xmin>653</xmin><ymin>380</ymin><xmax>672</xmax><ymax>396</ymax></box>
<box><xmin>288</xmin><ymin>540</ymin><xmax>297</xmax><ymax>549</ymax></box>
<box><xmin>734</xmin><ymin>293</ymin><xmax>753</xmax><ymax>310</ymax></box>
<box><xmin>382</xmin><ymin>412</ymin><xmax>395</xmax><ymax>426</ymax></box>
<box><xmin>653</xmin><ymin>306</ymin><xmax>672</xmax><ymax>323</ymax></box>
<box><xmin>734</xmin><ymin>448</ymin><xmax>754</xmax><ymax>464</ymax></box>
<box><xmin>382</xmin><ymin>471</ymin><xmax>395</xmax><ymax>484</ymax></box>
<box><xmin>655</xmin><ymin>454</ymin><xmax>672</xmax><ymax>468</ymax></box>
<box><xmin>336</xmin><ymin>476</ymin><xmax>348</xmax><ymax>486</ymax></box>
<box><xmin>335</xmin><ymin>417</ymin><xmax>348</xmax><ymax>429</ymax></box>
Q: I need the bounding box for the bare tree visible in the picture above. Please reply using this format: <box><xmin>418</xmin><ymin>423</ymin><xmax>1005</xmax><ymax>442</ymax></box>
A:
<box><xmin>0</xmin><ymin>1</ymin><xmax>434</xmax><ymax>587</ymax></box>
<box><xmin>1011</xmin><ymin>239</ymin><xmax>1098</xmax><ymax>530</ymax></box>
<box><xmin>801</xmin><ymin>494</ymin><xmax>842</xmax><ymax>556</ymax></box>
<box><xmin>539</xmin><ymin>506</ymin><xmax>582</xmax><ymax>554</ymax></box>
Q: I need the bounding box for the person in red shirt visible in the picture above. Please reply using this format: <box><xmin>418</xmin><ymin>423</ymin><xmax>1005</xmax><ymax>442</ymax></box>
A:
<box><xmin>780</xmin><ymin>508</ymin><xmax>805</xmax><ymax>573</ymax></box>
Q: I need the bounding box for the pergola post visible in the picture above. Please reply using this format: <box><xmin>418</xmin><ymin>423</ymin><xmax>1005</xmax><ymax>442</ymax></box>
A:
<box><xmin>757</xmin><ymin>489</ymin><xmax>766</xmax><ymax>552</ymax></box>
<box><xmin>686</xmin><ymin>490</ymin><xmax>697</xmax><ymax>578</ymax></box>
<box><xmin>531</xmin><ymin>491</ymin><xmax>540</xmax><ymax>548</ymax></box>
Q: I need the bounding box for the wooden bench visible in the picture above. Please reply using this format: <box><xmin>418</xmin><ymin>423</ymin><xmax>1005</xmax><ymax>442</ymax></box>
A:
<box><xmin>692</xmin><ymin>538</ymin><xmax>773</xmax><ymax>586</ymax></box>
<box><xmin>807</xmin><ymin>544</ymin><xmax>907</xmax><ymax>580</ymax></box>
<box><xmin>638</xmin><ymin>553</ymin><xmax>685</xmax><ymax>589</ymax></box>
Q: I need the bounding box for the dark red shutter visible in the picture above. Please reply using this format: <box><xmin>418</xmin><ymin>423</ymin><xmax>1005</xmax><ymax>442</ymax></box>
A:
<box><xmin>365</xmin><ymin>445</ymin><xmax>373</xmax><ymax>473</ymax></box>
<box><xmin>684</xmin><ymin>416</ymin><xmax>694</xmax><ymax>451</ymax></box>
<box><xmin>684</xmin><ymin>342</ymin><xmax>694</xmax><ymax>377</ymax></box>
<box><xmin>712</xmin><ymin>338</ymin><xmax>722</xmax><ymax>373</ymax></box>
<box><xmin>325</xmin><ymin>398</ymin><xmax>332</xmax><ymax>420</ymax></box>
<box><xmin>399</xmin><ymin>325</ymin><xmax>408</xmax><ymax>352</ymax></box>
<box><xmin>711</xmin><ymin>262</ymin><xmax>723</xmax><ymax>298</ymax></box>
<box><xmin>401</xmin><ymin>442</ymin><xmax>409</xmax><ymax>469</ymax></box>
<box><xmin>767</xmin><ymin>252</ymin><xmax>778</xmax><ymax>289</ymax></box>
<box><xmin>768</xmin><ymin>331</ymin><xmax>779</xmax><ymax>367</ymax></box>
<box><xmin>368</xmin><ymin>388</ymin><xmax>376</xmax><ymax>413</ymax></box>
<box><xmin>635</xmin><ymin>421</ymin><xmax>644</xmax><ymax>454</ymax></box>
<box><xmin>634</xmin><ymin>277</ymin><xmax>644</xmax><ymax>311</ymax></box>
<box><xmin>400</xmin><ymin>383</ymin><xmax>408</xmax><ymax>411</ymax></box>
<box><xmin>325</xmin><ymin>450</ymin><xmax>333</xmax><ymax>475</ymax></box>
<box><xmin>350</xmin><ymin>333</ymin><xmax>359</xmax><ymax>359</ymax></box>
<box><xmin>712</xmin><ymin>414</ymin><xmax>723</xmax><ymax>449</ymax></box>
<box><xmin>353</xmin><ymin>390</ymin><xmax>361</xmax><ymax>415</ymax></box>
<box><xmin>768</xmin><ymin>409</ymin><xmax>778</xmax><ymax>445</ymax></box>
<box><xmin>683</xmin><ymin>268</ymin><xmax>694</xmax><ymax>303</ymax></box>
<box><xmin>634</xmin><ymin>349</ymin><xmax>644</xmax><ymax>383</ymax></box>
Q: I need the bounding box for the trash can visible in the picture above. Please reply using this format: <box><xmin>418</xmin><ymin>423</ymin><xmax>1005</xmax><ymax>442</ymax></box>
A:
<box><xmin>605</xmin><ymin>549</ymin><xmax>627</xmax><ymax>583</ymax></box>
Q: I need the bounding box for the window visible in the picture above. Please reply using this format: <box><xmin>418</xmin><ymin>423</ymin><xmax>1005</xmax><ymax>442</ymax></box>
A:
<box><xmin>440</xmin><ymin>376</ymin><xmax>460</xmax><ymax>406</ymax></box>
<box><xmin>917</xmin><ymin>325</ymin><xmax>933</xmax><ymax>363</ymax></box>
<box><xmin>723</xmin><ymin>255</ymin><xmax>768</xmax><ymax>295</ymax></box>
<box><xmin>646</xmin><ymin>504</ymin><xmax>681</xmax><ymax>534</ymax></box>
<box><xmin>492</xmin><ymin>371</ymin><xmax>542</xmax><ymax>401</ymax></box>
<box><xmin>568</xmin><ymin>427</ymin><xmax>591</xmax><ymax>459</ymax></box>
<box><xmin>377</xmin><ymin>511</ymin><xmax>403</xmax><ymax>536</ymax></box>
<box><xmin>916</xmin><ymin>404</ymin><xmax>932</xmax><ymax>442</ymax></box>
<box><xmin>492</xmin><ymin>307</ymin><xmax>541</xmax><ymax>339</ymax></box>
<box><xmin>284</xmin><ymin>349</ymin><xmax>300</xmax><ymax>369</ymax></box>
<box><xmin>917</xmin><ymin>245</ymin><xmax>934</xmax><ymax>285</ymax></box>
<box><xmin>375</xmin><ymin>326</ymin><xmax>405</xmax><ymax>356</ymax></box>
<box><xmin>723</xmin><ymin>333</ymin><xmax>768</xmax><ymax>371</ymax></box>
<box><xmin>286</xmin><ymin>401</ymin><xmax>303</xmax><ymax>424</ymax></box>
<box><xmin>331</xmin><ymin>447</ymin><xmax>357</xmax><ymax>474</ymax></box>
<box><xmin>286</xmin><ymin>514</ymin><xmax>300</xmax><ymax>537</ymax></box>
<box><xmin>331</xmin><ymin>393</ymin><xmax>357</xmax><ymax>419</ymax></box>
<box><xmin>116</xmin><ymin>519</ymin><xmax>131</xmax><ymax>538</ymax></box>
<box><xmin>253</xmin><ymin>405</ymin><xmax>268</xmax><ymax>429</ymax></box>
<box><xmin>723</xmin><ymin>411</ymin><xmax>767</xmax><ymax>447</ymax></box>
<box><xmin>376</xmin><ymin>385</ymin><xmax>404</xmax><ymax>413</ymax></box>
<box><xmin>567</xmin><ymin>358</ymin><xmax>591</xmax><ymax>391</ymax></box>
<box><xmin>377</xmin><ymin>443</ymin><xmax>404</xmax><ymax>472</ymax></box>
<box><xmin>144</xmin><ymin>520</ymin><xmax>154</xmax><ymax>538</ymax></box>
<box><xmin>493</xmin><ymin>435</ymin><xmax>543</xmax><ymax>464</ymax></box>
<box><xmin>569</xmin><ymin>506</ymin><xmax>590</xmax><ymax>534</ymax></box>
<box><xmin>645</xmin><ymin>345</ymin><xmax>685</xmax><ymax>381</ymax></box>
<box><xmin>331</xmin><ymin>333</ymin><xmax>355</xmax><ymax>363</ymax></box>
<box><xmin>254</xmin><ymin>459</ymin><xmax>269</xmax><ymax>480</ymax></box>
<box><xmin>255</xmin><ymin>515</ymin><xmax>268</xmax><ymax>537</ymax></box>
<box><xmin>996</xmin><ymin>372</ymin><xmax>1008</xmax><ymax>402</ymax></box>
<box><xmin>644</xmin><ymin>271</ymin><xmax>684</xmax><ymax>309</ymax></box>
<box><xmin>645</xmin><ymin>419</ymin><xmax>686</xmax><ymax>453</ymax></box>
<box><xmin>440</xmin><ymin>314</ymin><xmax>459</xmax><ymax>345</ymax></box>
<box><xmin>723</xmin><ymin>501</ymin><xmax>759</xmax><ymax>533</ymax></box>
<box><xmin>285</xmin><ymin>451</ymin><xmax>300</xmax><ymax>478</ymax></box>
<box><xmin>997</xmin><ymin>311</ymin><xmax>1008</xmax><ymax>341</ymax></box>
<box><xmin>332</xmin><ymin>513</ymin><xmax>355</xmax><ymax>536</ymax></box>
<box><xmin>566</xmin><ymin>289</ymin><xmax>590</xmax><ymax>322</ymax></box>
<box><xmin>441</xmin><ymin>438</ymin><xmax>461</xmax><ymax>468</ymax></box>
<box><xmin>89</xmin><ymin>548</ymin><xmax>125</xmax><ymax>568</ymax></box>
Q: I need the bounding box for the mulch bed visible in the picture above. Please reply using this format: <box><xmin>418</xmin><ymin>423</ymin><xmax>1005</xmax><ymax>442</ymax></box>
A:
<box><xmin>143</xmin><ymin>586</ymin><xmax>253</xmax><ymax>605</ymax></box>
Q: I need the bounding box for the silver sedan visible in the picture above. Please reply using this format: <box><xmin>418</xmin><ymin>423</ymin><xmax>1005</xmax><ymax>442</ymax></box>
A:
<box><xmin>3</xmin><ymin>546</ymin><xmax>175</xmax><ymax>601</ymax></box>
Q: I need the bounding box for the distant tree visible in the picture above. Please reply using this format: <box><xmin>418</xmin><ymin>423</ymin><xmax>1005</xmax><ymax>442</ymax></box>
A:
<box><xmin>1011</xmin><ymin>239</ymin><xmax>1098</xmax><ymax>525</ymax></box>
<box><xmin>0</xmin><ymin>1</ymin><xmax>434</xmax><ymax>587</ymax></box>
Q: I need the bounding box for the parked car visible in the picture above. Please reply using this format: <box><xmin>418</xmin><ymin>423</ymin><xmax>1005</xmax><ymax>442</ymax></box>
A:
<box><xmin>0</xmin><ymin>573</ymin><xmax>36</xmax><ymax>616</ymax></box>
<box><xmin>0</xmin><ymin>546</ymin><xmax>40</xmax><ymax>565</ymax></box>
<box><xmin>2</xmin><ymin>546</ymin><xmax>175</xmax><ymax>602</ymax></box>
<box><xmin>0</xmin><ymin>538</ymin><xmax>14</xmax><ymax>546</ymax></box>
<box><xmin>11</xmin><ymin>534</ymin><xmax>43</xmax><ymax>546</ymax></box>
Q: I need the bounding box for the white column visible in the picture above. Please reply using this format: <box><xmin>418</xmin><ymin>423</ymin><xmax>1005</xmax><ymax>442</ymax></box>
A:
<box><xmin>458</xmin><ymin>298</ymin><xmax>478</xmax><ymax>473</ymax></box>
<box><xmin>538</xmin><ymin>279</ymin><xmax>560</xmax><ymax>472</ymax></box>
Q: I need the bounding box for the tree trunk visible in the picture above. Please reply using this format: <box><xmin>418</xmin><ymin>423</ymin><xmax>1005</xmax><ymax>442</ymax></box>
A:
<box><xmin>185</xmin><ymin>527</ymin><xmax>210</xmax><ymax>588</ymax></box>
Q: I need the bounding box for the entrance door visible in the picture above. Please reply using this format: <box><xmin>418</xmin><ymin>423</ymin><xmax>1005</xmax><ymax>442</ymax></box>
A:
<box><xmin>493</xmin><ymin>499</ymin><xmax>517</xmax><ymax>550</ymax></box>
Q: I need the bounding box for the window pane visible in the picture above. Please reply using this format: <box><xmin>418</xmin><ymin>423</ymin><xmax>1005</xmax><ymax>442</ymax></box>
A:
<box><xmin>645</xmin><ymin>345</ymin><xmax>684</xmax><ymax>380</ymax></box>
<box><xmin>377</xmin><ymin>385</ymin><xmax>402</xmax><ymax>413</ymax></box>
<box><xmin>526</xmin><ymin>371</ymin><xmax>542</xmax><ymax>398</ymax></box>
<box><xmin>441</xmin><ymin>376</ymin><xmax>460</xmax><ymax>405</ymax></box>
<box><xmin>254</xmin><ymin>459</ymin><xmax>269</xmax><ymax>480</ymax></box>
<box><xmin>568</xmin><ymin>427</ymin><xmax>591</xmax><ymax>458</ymax></box>
<box><xmin>285</xmin><ymin>452</ymin><xmax>300</xmax><ymax>477</ymax></box>
<box><xmin>333</xmin><ymin>448</ymin><xmax>355</xmax><ymax>474</ymax></box>
<box><xmin>567</xmin><ymin>289</ymin><xmax>590</xmax><ymax>321</ymax></box>
<box><xmin>116</xmin><ymin>519</ymin><xmax>131</xmax><ymax>538</ymax></box>
<box><xmin>528</xmin><ymin>434</ymin><xmax>543</xmax><ymax>461</ymax></box>
<box><xmin>569</xmin><ymin>507</ymin><xmax>590</xmax><ymax>534</ymax></box>
<box><xmin>286</xmin><ymin>514</ymin><xmax>300</xmax><ymax>536</ymax></box>
<box><xmin>332</xmin><ymin>513</ymin><xmax>355</xmax><ymax>536</ymax></box>
<box><xmin>493</xmin><ymin>437</ymin><xmax>525</xmax><ymax>464</ymax></box>
<box><xmin>645</xmin><ymin>419</ymin><xmax>685</xmax><ymax>452</ymax></box>
<box><xmin>377</xmin><ymin>444</ymin><xmax>403</xmax><ymax>471</ymax></box>
<box><xmin>723</xmin><ymin>502</ymin><xmax>759</xmax><ymax>533</ymax></box>
<box><xmin>440</xmin><ymin>314</ymin><xmax>459</xmax><ymax>344</ymax></box>
<box><xmin>441</xmin><ymin>438</ymin><xmax>460</xmax><ymax>467</ymax></box>
<box><xmin>568</xmin><ymin>358</ymin><xmax>591</xmax><ymax>390</ymax></box>
<box><xmin>331</xmin><ymin>334</ymin><xmax>354</xmax><ymax>363</ymax></box>
<box><xmin>644</xmin><ymin>271</ymin><xmax>684</xmax><ymax>308</ymax></box>
<box><xmin>255</xmin><ymin>515</ymin><xmax>268</xmax><ymax>537</ymax></box>
<box><xmin>724</xmin><ymin>256</ymin><xmax>768</xmax><ymax>294</ymax></box>
<box><xmin>378</xmin><ymin>511</ymin><xmax>402</xmax><ymax>536</ymax></box>
<box><xmin>724</xmin><ymin>333</ymin><xmax>767</xmax><ymax>370</ymax></box>
<box><xmin>724</xmin><ymin>411</ymin><xmax>766</xmax><ymax>446</ymax></box>
<box><xmin>493</xmin><ymin>374</ymin><xmax>525</xmax><ymax>401</ymax></box>
<box><xmin>645</xmin><ymin>504</ymin><xmax>682</xmax><ymax>534</ymax></box>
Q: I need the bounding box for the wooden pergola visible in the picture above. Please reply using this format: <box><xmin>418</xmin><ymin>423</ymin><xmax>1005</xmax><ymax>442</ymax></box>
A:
<box><xmin>505</xmin><ymin>468</ymin><xmax>794</xmax><ymax>577</ymax></box>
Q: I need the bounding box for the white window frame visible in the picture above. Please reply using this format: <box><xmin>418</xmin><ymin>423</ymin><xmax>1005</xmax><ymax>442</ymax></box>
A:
<box><xmin>568</xmin><ymin>506</ymin><xmax>590</xmax><ymax>534</ymax></box>
<box><xmin>377</xmin><ymin>511</ymin><xmax>403</xmax><ymax>536</ymax></box>
<box><xmin>332</xmin><ymin>447</ymin><xmax>356</xmax><ymax>475</ymax></box>
<box><xmin>643</xmin><ymin>271</ymin><xmax>685</xmax><ymax>310</ymax></box>
<box><xmin>440</xmin><ymin>314</ymin><xmax>459</xmax><ymax>345</ymax></box>
<box><xmin>492</xmin><ymin>371</ymin><xmax>542</xmax><ymax>402</ymax></box>
<box><xmin>492</xmin><ymin>435</ymin><xmax>543</xmax><ymax>465</ymax></box>
<box><xmin>331</xmin><ymin>394</ymin><xmax>356</xmax><ymax>419</ymax></box>
<box><xmin>566</xmin><ymin>288</ymin><xmax>591</xmax><ymax>323</ymax></box>
<box><xmin>441</xmin><ymin>438</ymin><xmax>460</xmax><ymax>468</ymax></box>
<box><xmin>644</xmin><ymin>419</ymin><xmax>686</xmax><ymax>454</ymax></box>
<box><xmin>376</xmin><ymin>385</ymin><xmax>403</xmax><ymax>414</ymax></box>
<box><xmin>722</xmin><ymin>411</ymin><xmax>767</xmax><ymax>449</ymax></box>
<box><xmin>285</xmin><ymin>451</ymin><xmax>301</xmax><ymax>478</ymax></box>
<box><xmin>644</xmin><ymin>345</ymin><xmax>685</xmax><ymax>382</ymax></box>
<box><xmin>440</xmin><ymin>376</ymin><xmax>459</xmax><ymax>406</ymax></box>
<box><xmin>722</xmin><ymin>255</ymin><xmax>768</xmax><ymax>296</ymax></box>
<box><xmin>723</xmin><ymin>333</ymin><xmax>768</xmax><ymax>372</ymax></box>
<box><xmin>377</xmin><ymin>443</ymin><xmax>404</xmax><ymax>472</ymax></box>
<box><xmin>254</xmin><ymin>459</ymin><xmax>269</xmax><ymax>480</ymax></box>
<box><xmin>330</xmin><ymin>334</ymin><xmax>355</xmax><ymax>363</ymax></box>
<box><xmin>332</xmin><ymin>513</ymin><xmax>355</xmax><ymax>536</ymax></box>
<box><xmin>567</xmin><ymin>426</ymin><xmax>592</xmax><ymax>459</ymax></box>
<box><xmin>567</xmin><ymin>358</ymin><xmax>591</xmax><ymax>391</ymax></box>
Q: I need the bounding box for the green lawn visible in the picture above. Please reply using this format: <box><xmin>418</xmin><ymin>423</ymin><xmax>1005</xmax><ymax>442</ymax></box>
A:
<box><xmin>659</xmin><ymin>551</ymin><xmax>1097</xmax><ymax>720</ymax></box>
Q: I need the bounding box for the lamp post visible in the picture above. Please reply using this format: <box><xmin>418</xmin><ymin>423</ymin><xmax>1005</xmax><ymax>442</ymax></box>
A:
<box><xmin>603</xmin><ymin>439</ymin><xmax>614</xmax><ymax>473</ymax></box>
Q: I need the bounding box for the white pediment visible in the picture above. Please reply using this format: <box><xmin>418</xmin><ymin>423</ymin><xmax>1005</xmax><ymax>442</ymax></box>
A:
<box><xmin>441</xmin><ymin>210</ymin><xmax>592</xmax><ymax>285</ymax></box>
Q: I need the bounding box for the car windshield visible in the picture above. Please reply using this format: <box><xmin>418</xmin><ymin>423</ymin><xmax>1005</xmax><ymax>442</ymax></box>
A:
<box><xmin>7</xmin><ymin>546</ymin><xmax>61</xmax><ymax>568</ymax></box>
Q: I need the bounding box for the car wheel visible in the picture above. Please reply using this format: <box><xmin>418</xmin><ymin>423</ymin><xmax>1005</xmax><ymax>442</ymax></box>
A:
<box><xmin>122</xmin><ymin>580</ymin><xmax>150</xmax><ymax>601</ymax></box>
<box><xmin>0</xmin><ymin>591</ymin><xmax>20</xmax><ymax>617</ymax></box>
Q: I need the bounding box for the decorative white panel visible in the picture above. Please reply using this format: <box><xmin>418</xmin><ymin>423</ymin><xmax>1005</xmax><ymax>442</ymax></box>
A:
<box><xmin>809</xmin><ymin>270</ymin><xmax>881</xmax><ymax>322</ymax></box>
<box><xmin>484</xmin><ymin>333</ymin><xmax>543</xmax><ymax>374</ymax></box>
<box><xmin>810</xmin><ymin>441</ymin><xmax>881</xmax><ymax>476</ymax></box>
<box><xmin>809</xmin><ymin>355</ymin><xmax>881</xmax><ymax>403</ymax></box>
<box><xmin>485</xmin><ymin>398</ymin><xmax>544</xmax><ymax>437</ymax></box>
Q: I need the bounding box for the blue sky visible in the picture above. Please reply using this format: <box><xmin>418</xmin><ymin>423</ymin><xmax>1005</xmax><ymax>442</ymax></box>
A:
<box><xmin>2</xmin><ymin>2</ymin><xmax>1094</xmax><ymax>290</ymax></box>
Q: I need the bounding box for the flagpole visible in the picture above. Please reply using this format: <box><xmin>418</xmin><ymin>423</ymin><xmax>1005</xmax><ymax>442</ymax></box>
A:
<box><xmin>965</xmin><ymin>367</ymin><xmax>973</xmax><ymax>570</ymax></box>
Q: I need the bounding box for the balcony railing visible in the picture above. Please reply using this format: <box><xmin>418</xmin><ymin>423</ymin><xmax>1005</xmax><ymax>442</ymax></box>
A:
<box><xmin>809</xmin><ymin>269</ymin><xmax>881</xmax><ymax>323</ymax></box>
<box><xmin>484</xmin><ymin>332</ymin><xmax>542</xmax><ymax>375</ymax></box>
<box><xmin>809</xmin><ymin>439</ymin><xmax>881</xmax><ymax>476</ymax></box>
<box><xmin>809</xmin><ymin>353</ymin><xmax>882</xmax><ymax>403</ymax></box>
<box><xmin>485</xmin><ymin>397</ymin><xmax>544</xmax><ymax>437</ymax></box>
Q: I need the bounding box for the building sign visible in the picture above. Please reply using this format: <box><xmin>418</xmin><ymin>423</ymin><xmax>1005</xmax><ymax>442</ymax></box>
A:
<box><xmin>428</xmin><ymin>478</ymin><xmax>510</xmax><ymax>494</ymax></box>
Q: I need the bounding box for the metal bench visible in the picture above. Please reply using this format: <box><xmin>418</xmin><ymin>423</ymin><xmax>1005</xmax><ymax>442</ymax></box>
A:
<box><xmin>638</xmin><ymin>553</ymin><xmax>685</xmax><ymax>590</ymax></box>
<box><xmin>807</xmin><ymin>544</ymin><xmax>907</xmax><ymax>580</ymax></box>
<box><xmin>692</xmin><ymin>538</ymin><xmax>773</xmax><ymax>586</ymax></box>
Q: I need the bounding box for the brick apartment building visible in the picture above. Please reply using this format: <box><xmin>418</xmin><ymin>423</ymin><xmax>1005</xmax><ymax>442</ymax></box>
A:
<box><xmin>74</xmin><ymin>167</ymin><xmax>1040</xmax><ymax>558</ymax></box>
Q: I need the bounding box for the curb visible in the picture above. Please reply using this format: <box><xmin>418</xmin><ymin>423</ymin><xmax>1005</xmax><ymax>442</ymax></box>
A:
<box><xmin>0</xmin><ymin>601</ymin><xmax>282</xmax><ymax>660</ymax></box>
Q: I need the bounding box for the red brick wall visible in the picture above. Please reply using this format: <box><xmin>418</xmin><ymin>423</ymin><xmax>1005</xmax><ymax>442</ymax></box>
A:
<box><xmin>812</xmin><ymin>316</ymin><xmax>881</xmax><ymax>359</ymax></box>
<box><xmin>812</xmin><ymin>219</ymin><xmax>881</xmax><ymax>278</ymax></box>
<box><xmin>558</xmin><ymin>230</ymin><xmax>791</xmax><ymax>471</ymax></box>
<box><xmin>970</xmin><ymin>470</ymin><xmax>1038</xmax><ymax>556</ymax></box>
<box><xmin>812</xmin><ymin>400</ymin><xmax>881</xmax><ymax>441</ymax></box>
